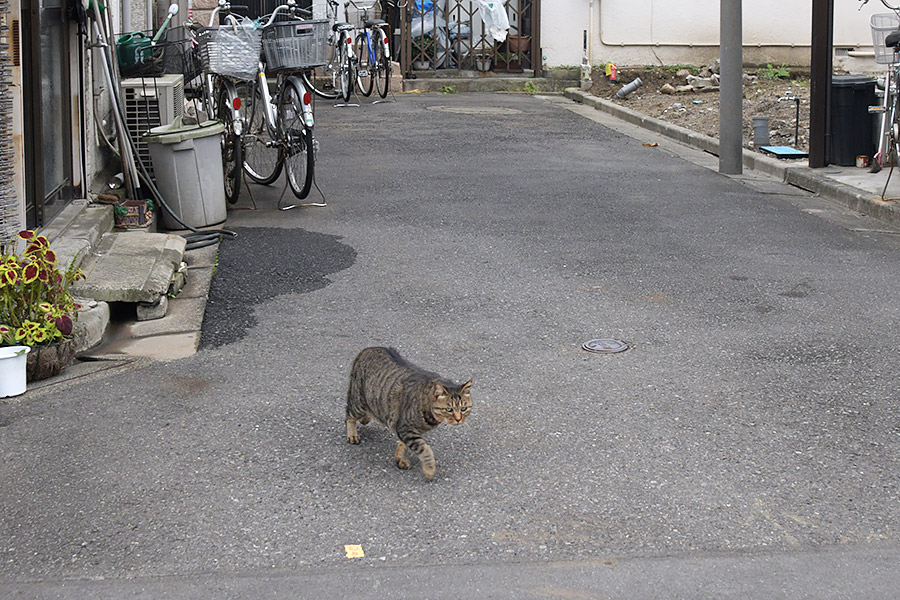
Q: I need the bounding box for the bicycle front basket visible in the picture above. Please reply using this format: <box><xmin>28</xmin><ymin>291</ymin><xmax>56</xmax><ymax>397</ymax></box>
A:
<box><xmin>200</xmin><ymin>25</ymin><xmax>263</xmax><ymax>81</ymax></box>
<box><xmin>871</xmin><ymin>13</ymin><xmax>900</xmax><ymax>65</ymax></box>
<box><xmin>261</xmin><ymin>19</ymin><xmax>329</xmax><ymax>71</ymax></box>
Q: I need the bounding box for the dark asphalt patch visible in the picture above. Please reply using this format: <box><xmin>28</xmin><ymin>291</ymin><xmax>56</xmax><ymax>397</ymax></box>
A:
<box><xmin>200</xmin><ymin>227</ymin><xmax>356</xmax><ymax>349</ymax></box>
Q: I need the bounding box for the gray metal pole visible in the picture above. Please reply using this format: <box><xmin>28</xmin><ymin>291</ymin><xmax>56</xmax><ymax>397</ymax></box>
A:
<box><xmin>719</xmin><ymin>0</ymin><xmax>743</xmax><ymax>174</ymax></box>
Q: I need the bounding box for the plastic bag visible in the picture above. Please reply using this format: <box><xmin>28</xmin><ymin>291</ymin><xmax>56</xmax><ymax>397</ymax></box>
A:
<box><xmin>471</xmin><ymin>0</ymin><xmax>509</xmax><ymax>42</ymax></box>
<box><xmin>205</xmin><ymin>17</ymin><xmax>261</xmax><ymax>81</ymax></box>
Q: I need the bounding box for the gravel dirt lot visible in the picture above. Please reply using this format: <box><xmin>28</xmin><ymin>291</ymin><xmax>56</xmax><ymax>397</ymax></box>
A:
<box><xmin>589</xmin><ymin>66</ymin><xmax>812</xmax><ymax>153</ymax></box>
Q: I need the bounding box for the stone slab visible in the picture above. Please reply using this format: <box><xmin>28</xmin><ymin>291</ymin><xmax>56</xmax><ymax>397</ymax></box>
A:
<box><xmin>124</xmin><ymin>296</ymin><xmax>206</xmax><ymax>338</ymax></box>
<box><xmin>73</xmin><ymin>232</ymin><xmax>187</xmax><ymax>303</ymax></box>
<box><xmin>88</xmin><ymin>332</ymin><xmax>201</xmax><ymax>361</ymax></box>
<box><xmin>40</xmin><ymin>203</ymin><xmax>114</xmax><ymax>272</ymax></box>
<box><xmin>72</xmin><ymin>299</ymin><xmax>110</xmax><ymax>353</ymax></box>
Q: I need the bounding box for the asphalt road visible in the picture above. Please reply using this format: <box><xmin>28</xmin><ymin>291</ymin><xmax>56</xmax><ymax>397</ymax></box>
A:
<box><xmin>3</xmin><ymin>92</ymin><xmax>900</xmax><ymax>598</ymax></box>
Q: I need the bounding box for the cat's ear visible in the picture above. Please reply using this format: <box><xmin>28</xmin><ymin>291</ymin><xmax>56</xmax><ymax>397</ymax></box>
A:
<box><xmin>460</xmin><ymin>379</ymin><xmax>472</xmax><ymax>399</ymax></box>
<box><xmin>434</xmin><ymin>382</ymin><xmax>450</xmax><ymax>400</ymax></box>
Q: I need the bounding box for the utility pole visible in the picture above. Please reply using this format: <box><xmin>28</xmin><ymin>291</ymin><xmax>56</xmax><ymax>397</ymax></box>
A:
<box><xmin>719</xmin><ymin>0</ymin><xmax>742</xmax><ymax>174</ymax></box>
<box><xmin>809</xmin><ymin>0</ymin><xmax>834</xmax><ymax>168</ymax></box>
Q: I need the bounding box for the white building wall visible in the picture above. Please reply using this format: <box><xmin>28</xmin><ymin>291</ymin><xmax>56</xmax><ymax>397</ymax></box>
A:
<box><xmin>542</xmin><ymin>0</ymin><xmax>889</xmax><ymax>71</ymax></box>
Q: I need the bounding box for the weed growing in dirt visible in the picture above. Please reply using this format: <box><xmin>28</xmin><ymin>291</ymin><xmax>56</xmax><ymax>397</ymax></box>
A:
<box><xmin>760</xmin><ymin>63</ymin><xmax>790</xmax><ymax>80</ymax></box>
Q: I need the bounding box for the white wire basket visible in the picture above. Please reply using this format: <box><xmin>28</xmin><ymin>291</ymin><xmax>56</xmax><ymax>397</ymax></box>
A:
<box><xmin>871</xmin><ymin>13</ymin><xmax>900</xmax><ymax>65</ymax></box>
<box><xmin>261</xmin><ymin>19</ymin><xmax>330</xmax><ymax>71</ymax></box>
<box><xmin>199</xmin><ymin>26</ymin><xmax>263</xmax><ymax>81</ymax></box>
<box><xmin>345</xmin><ymin>0</ymin><xmax>382</xmax><ymax>28</ymax></box>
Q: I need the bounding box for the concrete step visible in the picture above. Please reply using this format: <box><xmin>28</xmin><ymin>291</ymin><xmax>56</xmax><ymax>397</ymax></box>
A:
<box><xmin>41</xmin><ymin>201</ymin><xmax>114</xmax><ymax>273</ymax></box>
<box><xmin>72</xmin><ymin>231</ymin><xmax>187</xmax><ymax>305</ymax></box>
<box><xmin>402</xmin><ymin>75</ymin><xmax>579</xmax><ymax>94</ymax></box>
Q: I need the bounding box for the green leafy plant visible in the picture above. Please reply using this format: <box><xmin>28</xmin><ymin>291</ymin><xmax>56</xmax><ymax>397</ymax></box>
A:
<box><xmin>412</xmin><ymin>34</ymin><xmax>435</xmax><ymax>59</ymax></box>
<box><xmin>496</xmin><ymin>52</ymin><xmax>517</xmax><ymax>63</ymax></box>
<box><xmin>440</xmin><ymin>85</ymin><xmax>457</xmax><ymax>94</ymax></box>
<box><xmin>523</xmin><ymin>81</ymin><xmax>537</xmax><ymax>94</ymax></box>
<box><xmin>760</xmin><ymin>63</ymin><xmax>790</xmax><ymax>80</ymax></box>
<box><xmin>0</xmin><ymin>230</ymin><xmax>84</xmax><ymax>346</ymax></box>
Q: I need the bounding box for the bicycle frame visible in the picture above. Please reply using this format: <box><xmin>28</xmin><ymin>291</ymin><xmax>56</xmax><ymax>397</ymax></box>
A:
<box><xmin>360</xmin><ymin>25</ymin><xmax>389</xmax><ymax>72</ymax></box>
<box><xmin>254</xmin><ymin>67</ymin><xmax>315</xmax><ymax>137</ymax></box>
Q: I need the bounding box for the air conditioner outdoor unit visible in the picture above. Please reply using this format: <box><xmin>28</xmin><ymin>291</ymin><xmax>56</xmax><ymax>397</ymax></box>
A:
<box><xmin>120</xmin><ymin>74</ymin><xmax>184</xmax><ymax>179</ymax></box>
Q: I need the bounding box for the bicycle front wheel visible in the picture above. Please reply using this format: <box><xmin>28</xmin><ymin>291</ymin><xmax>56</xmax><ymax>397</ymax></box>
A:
<box><xmin>302</xmin><ymin>43</ymin><xmax>340</xmax><ymax>100</ymax></box>
<box><xmin>278</xmin><ymin>79</ymin><xmax>315</xmax><ymax>199</ymax></box>
<box><xmin>356</xmin><ymin>33</ymin><xmax>374</xmax><ymax>97</ymax></box>
<box><xmin>374</xmin><ymin>35</ymin><xmax>390</xmax><ymax>99</ymax></box>
<box><xmin>243</xmin><ymin>80</ymin><xmax>282</xmax><ymax>185</ymax></box>
<box><xmin>217</xmin><ymin>84</ymin><xmax>242</xmax><ymax>204</ymax></box>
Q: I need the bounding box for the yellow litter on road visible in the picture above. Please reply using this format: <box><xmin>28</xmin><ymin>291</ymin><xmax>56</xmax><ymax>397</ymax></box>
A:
<box><xmin>344</xmin><ymin>544</ymin><xmax>364</xmax><ymax>558</ymax></box>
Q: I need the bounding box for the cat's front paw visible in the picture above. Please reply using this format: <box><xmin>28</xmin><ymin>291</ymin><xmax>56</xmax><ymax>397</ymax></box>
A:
<box><xmin>421</xmin><ymin>464</ymin><xmax>436</xmax><ymax>480</ymax></box>
<box><xmin>396</xmin><ymin>457</ymin><xmax>411</xmax><ymax>470</ymax></box>
<box><xmin>347</xmin><ymin>434</ymin><xmax>360</xmax><ymax>445</ymax></box>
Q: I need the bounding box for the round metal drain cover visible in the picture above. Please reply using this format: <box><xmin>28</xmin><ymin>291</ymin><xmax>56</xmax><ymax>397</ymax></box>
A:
<box><xmin>582</xmin><ymin>339</ymin><xmax>629</xmax><ymax>354</ymax></box>
<box><xmin>427</xmin><ymin>106</ymin><xmax>523</xmax><ymax>116</ymax></box>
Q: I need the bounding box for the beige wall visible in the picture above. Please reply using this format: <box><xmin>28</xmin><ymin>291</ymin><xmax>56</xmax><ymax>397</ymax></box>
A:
<box><xmin>542</xmin><ymin>0</ymin><xmax>889</xmax><ymax>71</ymax></box>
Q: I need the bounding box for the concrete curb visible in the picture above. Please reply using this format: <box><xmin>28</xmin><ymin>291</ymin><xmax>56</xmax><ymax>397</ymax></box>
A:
<box><xmin>564</xmin><ymin>88</ymin><xmax>900</xmax><ymax>227</ymax></box>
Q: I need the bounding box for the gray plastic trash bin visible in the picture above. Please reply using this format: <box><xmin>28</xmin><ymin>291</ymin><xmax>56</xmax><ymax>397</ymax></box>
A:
<box><xmin>144</xmin><ymin>118</ymin><xmax>227</xmax><ymax>229</ymax></box>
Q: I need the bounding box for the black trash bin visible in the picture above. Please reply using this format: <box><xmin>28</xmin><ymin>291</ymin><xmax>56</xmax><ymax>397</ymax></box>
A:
<box><xmin>828</xmin><ymin>75</ymin><xmax>876</xmax><ymax>166</ymax></box>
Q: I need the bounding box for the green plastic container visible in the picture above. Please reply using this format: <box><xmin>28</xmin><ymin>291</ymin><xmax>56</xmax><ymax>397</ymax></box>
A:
<box><xmin>117</xmin><ymin>31</ymin><xmax>152</xmax><ymax>71</ymax></box>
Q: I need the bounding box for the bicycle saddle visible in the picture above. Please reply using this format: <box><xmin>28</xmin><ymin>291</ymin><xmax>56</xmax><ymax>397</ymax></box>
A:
<box><xmin>333</xmin><ymin>21</ymin><xmax>354</xmax><ymax>31</ymax></box>
<box><xmin>364</xmin><ymin>19</ymin><xmax>388</xmax><ymax>28</ymax></box>
<box><xmin>887</xmin><ymin>30</ymin><xmax>900</xmax><ymax>49</ymax></box>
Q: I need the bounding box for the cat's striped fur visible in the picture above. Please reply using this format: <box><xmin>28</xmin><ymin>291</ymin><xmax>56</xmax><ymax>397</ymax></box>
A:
<box><xmin>345</xmin><ymin>347</ymin><xmax>472</xmax><ymax>480</ymax></box>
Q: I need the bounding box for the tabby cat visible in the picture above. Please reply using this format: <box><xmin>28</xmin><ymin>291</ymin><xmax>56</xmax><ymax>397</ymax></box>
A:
<box><xmin>345</xmin><ymin>347</ymin><xmax>472</xmax><ymax>480</ymax></box>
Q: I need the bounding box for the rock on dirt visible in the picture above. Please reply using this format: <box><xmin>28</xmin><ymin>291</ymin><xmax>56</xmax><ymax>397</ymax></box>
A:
<box><xmin>589</xmin><ymin>66</ymin><xmax>812</xmax><ymax>152</ymax></box>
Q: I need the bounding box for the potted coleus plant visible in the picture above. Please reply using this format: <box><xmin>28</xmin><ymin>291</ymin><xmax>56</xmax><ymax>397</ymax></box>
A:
<box><xmin>0</xmin><ymin>230</ymin><xmax>85</xmax><ymax>381</ymax></box>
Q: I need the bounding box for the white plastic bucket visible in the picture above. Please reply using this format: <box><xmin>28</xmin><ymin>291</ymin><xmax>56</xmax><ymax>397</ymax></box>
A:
<box><xmin>0</xmin><ymin>345</ymin><xmax>31</xmax><ymax>398</ymax></box>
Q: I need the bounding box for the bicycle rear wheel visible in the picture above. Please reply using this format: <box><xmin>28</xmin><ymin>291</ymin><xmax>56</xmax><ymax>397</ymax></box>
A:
<box><xmin>217</xmin><ymin>84</ymin><xmax>242</xmax><ymax>204</ymax></box>
<box><xmin>340</xmin><ymin>42</ymin><xmax>355</xmax><ymax>102</ymax></box>
<box><xmin>243</xmin><ymin>80</ymin><xmax>282</xmax><ymax>185</ymax></box>
<box><xmin>278</xmin><ymin>79</ymin><xmax>315</xmax><ymax>199</ymax></box>
<box><xmin>356</xmin><ymin>33</ymin><xmax>374</xmax><ymax>97</ymax></box>
<box><xmin>373</xmin><ymin>34</ymin><xmax>390</xmax><ymax>99</ymax></box>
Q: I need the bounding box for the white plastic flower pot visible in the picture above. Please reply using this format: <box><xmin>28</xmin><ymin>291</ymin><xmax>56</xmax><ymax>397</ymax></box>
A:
<box><xmin>0</xmin><ymin>346</ymin><xmax>31</xmax><ymax>398</ymax></box>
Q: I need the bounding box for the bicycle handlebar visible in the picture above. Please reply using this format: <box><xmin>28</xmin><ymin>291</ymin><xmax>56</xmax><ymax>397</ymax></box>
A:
<box><xmin>263</xmin><ymin>0</ymin><xmax>312</xmax><ymax>27</ymax></box>
<box><xmin>347</xmin><ymin>0</ymin><xmax>408</xmax><ymax>9</ymax></box>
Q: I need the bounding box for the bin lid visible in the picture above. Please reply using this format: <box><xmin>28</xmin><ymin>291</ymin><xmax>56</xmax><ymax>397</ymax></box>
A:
<box><xmin>144</xmin><ymin>117</ymin><xmax>225</xmax><ymax>144</ymax></box>
<box><xmin>831</xmin><ymin>75</ymin><xmax>876</xmax><ymax>87</ymax></box>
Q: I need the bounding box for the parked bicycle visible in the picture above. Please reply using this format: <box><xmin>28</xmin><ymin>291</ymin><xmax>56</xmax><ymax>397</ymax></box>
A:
<box><xmin>864</xmin><ymin>0</ymin><xmax>900</xmax><ymax>179</ymax></box>
<box><xmin>194</xmin><ymin>0</ymin><xmax>262</xmax><ymax>204</ymax></box>
<box><xmin>349</xmin><ymin>0</ymin><xmax>405</xmax><ymax>99</ymax></box>
<box><xmin>240</xmin><ymin>0</ymin><xmax>326</xmax><ymax>200</ymax></box>
<box><xmin>301</xmin><ymin>0</ymin><xmax>357</xmax><ymax>102</ymax></box>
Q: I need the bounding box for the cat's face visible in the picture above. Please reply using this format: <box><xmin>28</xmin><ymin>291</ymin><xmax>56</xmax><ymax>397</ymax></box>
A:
<box><xmin>433</xmin><ymin>380</ymin><xmax>472</xmax><ymax>425</ymax></box>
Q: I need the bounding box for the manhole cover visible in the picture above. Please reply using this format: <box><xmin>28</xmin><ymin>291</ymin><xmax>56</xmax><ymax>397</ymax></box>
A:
<box><xmin>582</xmin><ymin>339</ymin><xmax>629</xmax><ymax>354</ymax></box>
<box><xmin>427</xmin><ymin>106</ymin><xmax>523</xmax><ymax>116</ymax></box>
